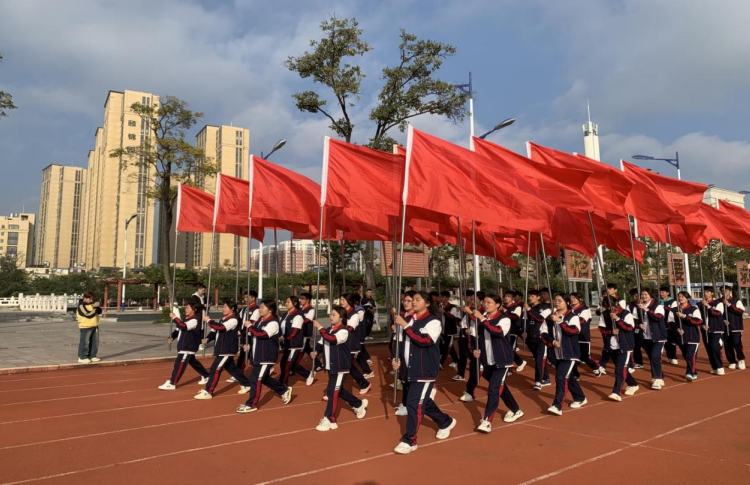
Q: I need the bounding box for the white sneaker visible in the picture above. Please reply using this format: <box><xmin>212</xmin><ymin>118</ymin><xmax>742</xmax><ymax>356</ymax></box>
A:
<box><xmin>226</xmin><ymin>377</ymin><xmax>237</xmax><ymax>383</ymax></box>
<box><xmin>627</xmin><ymin>367</ymin><xmax>635</xmax><ymax>374</ymax></box>
<box><xmin>516</xmin><ymin>361</ymin><xmax>527</xmax><ymax>372</ymax></box>
<box><xmin>541</xmin><ymin>380</ymin><xmax>552</xmax><ymax>387</ymax></box>
<box><xmin>236</xmin><ymin>404</ymin><xmax>256</xmax><ymax>414</ymax></box>
<box><xmin>306</xmin><ymin>375</ymin><xmax>315</xmax><ymax>386</ymax></box>
<box><xmin>430</xmin><ymin>388</ymin><xmax>437</xmax><ymax>401</ymax></box>
<box><xmin>393</xmin><ymin>442</ymin><xmax>418</xmax><ymax>455</ymax></box>
<box><xmin>389</xmin><ymin>370</ymin><xmax>395</xmax><ymax>375</ymax></box>
<box><xmin>503</xmin><ymin>410</ymin><xmax>524</xmax><ymax>423</ymax></box>
<box><xmin>651</xmin><ymin>381</ymin><xmax>662</xmax><ymax>390</ymax></box>
<box><xmin>598</xmin><ymin>367</ymin><xmax>607</xmax><ymax>375</ymax></box>
<box><xmin>729</xmin><ymin>363</ymin><xmax>737</xmax><ymax>370</ymax></box>
<box><xmin>452</xmin><ymin>375</ymin><xmax>465</xmax><ymax>381</ymax></box>
<box><xmin>547</xmin><ymin>406</ymin><xmax>563</xmax><ymax>416</ymax></box>
<box><xmin>669</xmin><ymin>359</ymin><xmax>679</xmax><ymax>365</ymax></box>
<box><xmin>634</xmin><ymin>364</ymin><xmax>644</xmax><ymax>369</ymax></box>
<box><xmin>570</xmin><ymin>399</ymin><xmax>587</xmax><ymax>409</ymax></box>
<box><xmin>367</xmin><ymin>359</ymin><xmax>374</xmax><ymax>366</ymax></box>
<box><xmin>624</xmin><ymin>385</ymin><xmax>639</xmax><ymax>396</ymax></box>
<box><xmin>710</xmin><ymin>369</ymin><xmax>718</xmax><ymax>375</ymax></box>
<box><xmin>395</xmin><ymin>404</ymin><xmax>408</xmax><ymax>416</ymax></box>
<box><xmin>194</xmin><ymin>390</ymin><xmax>212</xmax><ymax>400</ymax></box>
<box><xmin>77</xmin><ymin>358</ymin><xmax>91</xmax><ymax>364</ymax></box>
<box><xmin>449</xmin><ymin>362</ymin><xmax>458</xmax><ymax>368</ymax></box>
<box><xmin>90</xmin><ymin>357</ymin><xmax>101</xmax><ymax>362</ymax></box>
<box><xmin>435</xmin><ymin>418</ymin><xmax>457</xmax><ymax>439</ymax></box>
<box><xmin>322</xmin><ymin>394</ymin><xmax>329</xmax><ymax>402</ymax></box>
<box><xmin>363</xmin><ymin>372</ymin><xmax>375</xmax><ymax>379</ymax></box>
<box><xmin>389</xmin><ymin>381</ymin><xmax>403</xmax><ymax>390</ymax></box>
<box><xmin>717</xmin><ymin>368</ymin><xmax>725</xmax><ymax>376</ymax></box>
<box><xmin>237</xmin><ymin>386</ymin><xmax>251</xmax><ymax>395</ymax></box>
<box><xmin>354</xmin><ymin>399</ymin><xmax>368</xmax><ymax>419</ymax></box>
<box><xmin>608</xmin><ymin>393</ymin><xmax>622</xmax><ymax>402</ymax></box>
<box><xmin>739</xmin><ymin>360</ymin><xmax>746</xmax><ymax>370</ymax></box>
<box><xmin>316</xmin><ymin>417</ymin><xmax>338</xmax><ymax>431</ymax></box>
<box><xmin>477</xmin><ymin>419</ymin><xmax>492</xmax><ymax>433</ymax></box>
<box><xmin>459</xmin><ymin>392</ymin><xmax>474</xmax><ymax>402</ymax></box>
<box><xmin>359</xmin><ymin>384</ymin><xmax>372</xmax><ymax>395</ymax></box>
<box><xmin>480</xmin><ymin>365</ymin><xmax>484</xmax><ymax>372</ymax></box>
<box><xmin>685</xmin><ymin>374</ymin><xmax>694</xmax><ymax>383</ymax></box>
<box><xmin>158</xmin><ymin>380</ymin><xmax>176</xmax><ymax>391</ymax></box>
<box><xmin>282</xmin><ymin>386</ymin><xmax>293</xmax><ymax>404</ymax></box>
<box><xmin>533</xmin><ymin>382</ymin><xmax>542</xmax><ymax>391</ymax></box>
<box><xmin>198</xmin><ymin>376</ymin><xmax>209</xmax><ymax>385</ymax></box>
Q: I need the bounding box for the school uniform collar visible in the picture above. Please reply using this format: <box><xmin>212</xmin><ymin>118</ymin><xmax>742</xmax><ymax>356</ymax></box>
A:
<box><xmin>485</xmin><ymin>310</ymin><xmax>501</xmax><ymax>320</ymax></box>
<box><xmin>261</xmin><ymin>315</ymin><xmax>275</xmax><ymax>322</ymax></box>
<box><xmin>330</xmin><ymin>323</ymin><xmax>345</xmax><ymax>331</ymax></box>
<box><xmin>414</xmin><ymin>310</ymin><xmax>431</xmax><ymax>321</ymax></box>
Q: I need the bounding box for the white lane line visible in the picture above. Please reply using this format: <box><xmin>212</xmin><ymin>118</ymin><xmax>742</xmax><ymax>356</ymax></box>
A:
<box><xmin>0</xmin><ymin>377</ymin><xmax>156</xmax><ymax>393</ymax></box>
<box><xmin>0</xmin><ymin>389</ymin><xmax>153</xmax><ymax>406</ymax></box>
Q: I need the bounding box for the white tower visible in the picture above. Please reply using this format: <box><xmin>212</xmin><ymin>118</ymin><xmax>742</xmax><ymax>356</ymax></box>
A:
<box><xmin>582</xmin><ymin>101</ymin><xmax>600</xmax><ymax>161</ymax></box>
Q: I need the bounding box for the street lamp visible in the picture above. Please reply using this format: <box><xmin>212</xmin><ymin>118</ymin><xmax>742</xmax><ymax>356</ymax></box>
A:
<box><xmin>478</xmin><ymin>118</ymin><xmax>516</xmax><ymax>139</ymax></box>
<box><xmin>261</xmin><ymin>139</ymin><xmax>287</xmax><ymax>160</ymax></box>
<box><xmin>259</xmin><ymin>139</ymin><xmax>287</xmax><ymax>307</ymax></box>
<box><xmin>121</xmin><ymin>213</ymin><xmax>138</xmax><ymax>311</ymax></box>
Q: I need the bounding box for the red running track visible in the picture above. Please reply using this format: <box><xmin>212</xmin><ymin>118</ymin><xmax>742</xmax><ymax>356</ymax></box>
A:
<box><xmin>0</xmin><ymin>341</ymin><xmax>748</xmax><ymax>484</ymax></box>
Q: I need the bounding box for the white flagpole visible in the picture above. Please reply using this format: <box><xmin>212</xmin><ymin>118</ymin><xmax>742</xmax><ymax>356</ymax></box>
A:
<box><xmin>203</xmin><ymin>174</ymin><xmax>221</xmax><ymax>356</ymax></box>
<box><xmin>310</xmin><ymin>137</ymin><xmax>330</xmax><ymax>383</ymax></box>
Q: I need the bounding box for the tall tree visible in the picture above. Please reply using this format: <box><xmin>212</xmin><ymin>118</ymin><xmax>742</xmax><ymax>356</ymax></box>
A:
<box><xmin>0</xmin><ymin>51</ymin><xmax>17</xmax><ymax>118</ymax></box>
<box><xmin>110</xmin><ymin>96</ymin><xmax>217</xmax><ymax>304</ymax></box>
<box><xmin>285</xmin><ymin>16</ymin><xmax>467</xmax><ymax>292</ymax></box>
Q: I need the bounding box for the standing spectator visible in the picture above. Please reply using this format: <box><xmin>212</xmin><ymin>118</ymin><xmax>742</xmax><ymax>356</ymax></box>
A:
<box><xmin>362</xmin><ymin>288</ymin><xmax>377</xmax><ymax>341</ymax></box>
<box><xmin>77</xmin><ymin>292</ymin><xmax>102</xmax><ymax>363</ymax></box>
<box><xmin>190</xmin><ymin>284</ymin><xmax>207</xmax><ymax>313</ymax></box>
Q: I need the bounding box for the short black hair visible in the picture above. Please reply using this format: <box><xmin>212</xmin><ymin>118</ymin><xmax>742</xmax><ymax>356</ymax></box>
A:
<box><xmin>659</xmin><ymin>286</ymin><xmax>670</xmax><ymax>293</ymax></box>
<box><xmin>606</xmin><ymin>283</ymin><xmax>618</xmax><ymax>290</ymax></box>
<box><xmin>476</xmin><ymin>291</ymin><xmax>486</xmax><ymax>300</ymax></box>
<box><xmin>245</xmin><ymin>289</ymin><xmax>258</xmax><ymax>298</ymax></box>
<box><xmin>703</xmin><ymin>286</ymin><xmax>715</xmax><ymax>293</ymax></box>
<box><xmin>629</xmin><ymin>288</ymin><xmax>639</xmax><ymax>297</ymax></box>
<box><xmin>300</xmin><ymin>292</ymin><xmax>313</xmax><ymax>300</ymax></box>
<box><xmin>528</xmin><ymin>289</ymin><xmax>541</xmax><ymax>297</ymax></box>
<box><xmin>464</xmin><ymin>289</ymin><xmax>475</xmax><ymax>297</ymax></box>
<box><xmin>440</xmin><ymin>290</ymin><xmax>451</xmax><ymax>298</ymax></box>
<box><xmin>261</xmin><ymin>299</ymin><xmax>277</xmax><ymax>315</ymax></box>
<box><xmin>197</xmin><ymin>284</ymin><xmax>206</xmax><ymax>290</ymax></box>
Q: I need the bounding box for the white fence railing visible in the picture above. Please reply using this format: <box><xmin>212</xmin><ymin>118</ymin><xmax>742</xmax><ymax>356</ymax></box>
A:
<box><xmin>2</xmin><ymin>294</ymin><xmax>84</xmax><ymax>312</ymax></box>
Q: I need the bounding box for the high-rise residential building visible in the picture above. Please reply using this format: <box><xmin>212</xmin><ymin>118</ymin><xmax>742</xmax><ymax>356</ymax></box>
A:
<box><xmin>277</xmin><ymin>239</ymin><xmax>320</xmax><ymax>274</ymax></box>
<box><xmin>81</xmin><ymin>90</ymin><xmax>160</xmax><ymax>271</ymax></box>
<box><xmin>0</xmin><ymin>213</ymin><xmax>35</xmax><ymax>268</ymax></box>
<box><xmin>704</xmin><ymin>187</ymin><xmax>745</xmax><ymax>209</ymax></box>
<box><xmin>36</xmin><ymin>165</ymin><xmax>87</xmax><ymax>269</ymax></box>
<box><xmin>191</xmin><ymin>125</ymin><xmax>251</xmax><ymax>269</ymax></box>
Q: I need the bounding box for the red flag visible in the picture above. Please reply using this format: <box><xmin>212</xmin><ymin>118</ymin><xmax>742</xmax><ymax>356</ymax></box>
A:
<box><xmin>405</xmin><ymin>127</ymin><xmax>554</xmax><ymax>235</ymax></box>
<box><xmin>637</xmin><ymin>220</ymin><xmax>707</xmax><ymax>254</ymax></box>
<box><xmin>528</xmin><ymin>142</ymin><xmax>634</xmax><ymax>212</ymax></box>
<box><xmin>177</xmin><ymin>184</ymin><xmax>263</xmax><ymax>240</ymax></box>
<box><xmin>719</xmin><ymin>200</ymin><xmax>750</xmax><ymax>239</ymax></box>
<box><xmin>602</xmin><ymin>213</ymin><xmax>646</xmax><ymax>263</ymax></box>
<box><xmin>690</xmin><ymin>202</ymin><xmax>750</xmax><ymax>249</ymax></box>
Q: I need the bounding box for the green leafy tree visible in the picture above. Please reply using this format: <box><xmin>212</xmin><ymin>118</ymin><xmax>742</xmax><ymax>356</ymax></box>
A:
<box><xmin>285</xmin><ymin>16</ymin><xmax>467</xmax><ymax>292</ymax></box>
<box><xmin>0</xmin><ymin>51</ymin><xmax>16</xmax><ymax>118</ymax></box>
<box><xmin>0</xmin><ymin>256</ymin><xmax>29</xmax><ymax>297</ymax></box>
<box><xmin>110</xmin><ymin>96</ymin><xmax>217</xmax><ymax>305</ymax></box>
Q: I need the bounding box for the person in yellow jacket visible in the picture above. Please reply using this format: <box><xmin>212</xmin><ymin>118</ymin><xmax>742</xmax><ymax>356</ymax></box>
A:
<box><xmin>77</xmin><ymin>292</ymin><xmax>102</xmax><ymax>363</ymax></box>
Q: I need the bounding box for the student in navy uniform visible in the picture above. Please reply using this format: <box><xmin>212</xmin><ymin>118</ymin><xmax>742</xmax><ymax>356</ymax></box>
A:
<box><xmin>299</xmin><ymin>292</ymin><xmax>323</xmax><ymax>376</ymax></box>
<box><xmin>523</xmin><ymin>289</ymin><xmax>553</xmax><ymax>390</ymax></box>
<box><xmin>540</xmin><ymin>288</ymin><xmax>552</xmax><ymax>308</ymax></box>
<box><xmin>595</xmin><ymin>283</ymin><xmax>627</xmax><ymax>374</ymax></box>
<box><xmin>660</xmin><ymin>286</ymin><xmax>680</xmax><ymax>365</ymax></box>
<box><xmin>628</xmin><ymin>288</ymin><xmax>645</xmax><ymax>370</ymax></box>
<box><xmin>340</xmin><ymin>294</ymin><xmax>373</xmax><ymax>395</ymax></box>
<box><xmin>231</xmin><ymin>290</ymin><xmax>259</xmax><ymax>382</ymax></box>
<box><xmin>236</xmin><ymin>300</ymin><xmax>293</xmax><ymax>413</ymax></box>
<box><xmin>361</xmin><ymin>288</ymin><xmax>377</xmax><ymax>341</ymax></box>
<box><xmin>722</xmin><ymin>286</ymin><xmax>746</xmax><ymax>370</ymax></box>
<box><xmin>392</xmin><ymin>291</ymin><xmax>457</xmax><ymax>454</ymax></box>
<box><xmin>194</xmin><ymin>299</ymin><xmax>253</xmax><ymax>400</ymax></box>
<box><xmin>569</xmin><ymin>292</ymin><xmax>600</xmax><ymax>380</ymax></box>
<box><xmin>459</xmin><ymin>290</ymin><xmax>485</xmax><ymax>402</ymax></box>
<box><xmin>310</xmin><ymin>306</ymin><xmax>368</xmax><ymax>431</ymax></box>
<box><xmin>542</xmin><ymin>293</ymin><xmax>587</xmax><ymax>415</ymax></box>
<box><xmin>159</xmin><ymin>302</ymin><xmax>209</xmax><ymax>390</ymax></box>
<box><xmin>453</xmin><ymin>290</ymin><xmax>474</xmax><ymax>383</ymax></box>
<box><xmin>699</xmin><ymin>287</ymin><xmax>726</xmax><ymax>375</ymax></box>
<box><xmin>440</xmin><ymin>290</ymin><xmax>461</xmax><ymax>369</ymax></box>
<box><xmin>502</xmin><ymin>291</ymin><xmax>527</xmax><ymax>372</ymax></box>
<box><xmin>278</xmin><ymin>296</ymin><xmax>311</xmax><ymax>386</ymax></box>
<box><xmin>636</xmin><ymin>288</ymin><xmax>667</xmax><ymax>390</ymax></box>
<box><xmin>464</xmin><ymin>294</ymin><xmax>524</xmax><ymax>432</ymax></box>
<box><xmin>391</xmin><ymin>291</ymin><xmax>416</xmax><ymax>414</ymax></box>
<box><xmin>672</xmin><ymin>291</ymin><xmax>703</xmax><ymax>382</ymax></box>
<box><xmin>602</xmin><ymin>297</ymin><xmax>639</xmax><ymax>401</ymax></box>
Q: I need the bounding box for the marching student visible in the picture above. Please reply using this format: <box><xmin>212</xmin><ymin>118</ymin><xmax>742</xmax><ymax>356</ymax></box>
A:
<box><xmin>542</xmin><ymin>293</ymin><xmax>586</xmax><ymax>415</ymax></box>
<box><xmin>236</xmin><ymin>300</ymin><xmax>293</xmax><ymax>413</ymax></box>
<box><xmin>299</xmin><ymin>292</ymin><xmax>323</xmax><ymax>375</ymax></box>
<box><xmin>523</xmin><ymin>289</ymin><xmax>552</xmax><ymax>390</ymax></box>
<box><xmin>628</xmin><ymin>288</ymin><xmax>645</xmax><ymax>370</ymax></box>
<box><xmin>459</xmin><ymin>290</ymin><xmax>485</xmax><ymax>402</ymax></box>
<box><xmin>672</xmin><ymin>290</ymin><xmax>703</xmax><ymax>381</ymax></box>
<box><xmin>569</xmin><ymin>292</ymin><xmax>600</xmax><ymax>380</ymax></box>
<box><xmin>278</xmin><ymin>296</ymin><xmax>311</xmax><ymax>386</ymax></box>
<box><xmin>636</xmin><ymin>289</ymin><xmax>668</xmax><ymax>389</ymax></box>
<box><xmin>356</xmin><ymin>293</ymin><xmax>376</xmax><ymax>370</ymax></box>
<box><xmin>595</xmin><ymin>283</ymin><xmax>627</xmax><ymax>374</ymax></box>
<box><xmin>159</xmin><ymin>302</ymin><xmax>209</xmax><ymax>390</ymax></box>
<box><xmin>601</xmin><ymin>297</ymin><xmax>639</xmax><ymax>401</ymax></box>
<box><xmin>194</xmin><ymin>299</ymin><xmax>253</xmax><ymax>400</ymax></box>
<box><xmin>361</xmin><ymin>288</ymin><xmax>377</xmax><ymax>342</ymax></box>
<box><xmin>231</xmin><ymin>290</ymin><xmax>259</xmax><ymax>381</ymax></box>
<box><xmin>660</xmin><ymin>286</ymin><xmax>680</xmax><ymax>365</ymax></box>
<box><xmin>502</xmin><ymin>291</ymin><xmax>527</xmax><ymax>372</ymax></box>
<box><xmin>310</xmin><ymin>306</ymin><xmax>368</xmax><ymax>431</ymax></box>
<box><xmin>341</xmin><ymin>294</ymin><xmax>373</xmax><ymax>395</ymax></box>
<box><xmin>392</xmin><ymin>291</ymin><xmax>457</xmax><ymax>454</ymax></box>
<box><xmin>464</xmin><ymin>294</ymin><xmax>524</xmax><ymax>432</ymax></box>
<box><xmin>540</xmin><ymin>288</ymin><xmax>552</xmax><ymax>309</ymax></box>
<box><xmin>440</xmin><ymin>290</ymin><xmax>461</xmax><ymax>369</ymax></box>
<box><xmin>699</xmin><ymin>287</ymin><xmax>726</xmax><ymax>375</ymax></box>
<box><xmin>453</xmin><ymin>290</ymin><xmax>474</xmax><ymax>383</ymax></box>
<box><xmin>722</xmin><ymin>286</ymin><xmax>745</xmax><ymax>370</ymax></box>
<box><xmin>391</xmin><ymin>291</ymin><xmax>416</xmax><ymax>414</ymax></box>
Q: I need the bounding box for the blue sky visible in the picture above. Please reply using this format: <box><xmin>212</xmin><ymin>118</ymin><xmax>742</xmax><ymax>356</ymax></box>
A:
<box><xmin>2</xmin><ymin>0</ymin><xmax>750</xmax><ymax>222</ymax></box>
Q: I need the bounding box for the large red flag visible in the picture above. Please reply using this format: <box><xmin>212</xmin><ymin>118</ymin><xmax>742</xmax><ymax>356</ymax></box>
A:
<box><xmin>719</xmin><ymin>200</ymin><xmax>750</xmax><ymax>238</ymax></box>
<box><xmin>528</xmin><ymin>142</ymin><xmax>634</xmax><ymax>212</ymax></box>
<box><xmin>177</xmin><ymin>184</ymin><xmax>263</xmax><ymax>240</ymax></box>
<box><xmin>637</xmin><ymin>220</ymin><xmax>707</xmax><ymax>254</ymax></box>
<box><xmin>690</xmin><ymin>202</ymin><xmax>750</xmax><ymax>249</ymax></box>
<box><xmin>405</xmin><ymin>127</ymin><xmax>554</xmax><ymax>235</ymax></box>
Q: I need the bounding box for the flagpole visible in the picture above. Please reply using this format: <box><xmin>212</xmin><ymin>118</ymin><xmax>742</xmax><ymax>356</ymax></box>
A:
<box><xmin>626</xmin><ymin>215</ymin><xmax>644</xmax><ymax>322</ymax></box>
<box><xmin>539</xmin><ymin>234</ymin><xmax>552</xmax><ymax>292</ymax></box>
<box><xmin>587</xmin><ymin>211</ymin><xmax>612</xmax><ymax>308</ymax></box>
<box><xmin>559</xmin><ymin>246</ymin><xmax>569</xmax><ymax>292</ymax></box>
<box><xmin>523</xmin><ymin>232</ymin><xmax>531</xmax><ymax>350</ymax></box>
<box><xmin>719</xmin><ymin>241</ymin><xmax>730</xmax><ymax>332</ymax></box>
<box><xmin>168</xmin><ymin>228</ymin><xmax>179</xmax><ymax>351</ymax></box>
<box><xmin>204</xmin><ymin>227</ymin><xmax>216</xmax><ymax>357</ymax></box>
<box><xmin>340</xmin><ymin>231</ymin><xmax>346</xmax><ymax>292</ymax></box>
<box><xmin>492</xmin><ymin>232</ymin><xmax>500</xmax><ymax>296</ymax></box>
<box><xmin>310</xmin><ymin>205</ymin><xmax>325</xmax><ymax>383</ymax></box>
<box><xmin>394</xmin><ymin>201</ymin><xmax>407</xmax><ymax>404</ymax></box>
<box><xmin>327</xmin><ymin>241</ymin><xmax>334</xmax><ymax>314</ymax></box>
<box><xmin>471</xmin><ymin>220</ymin><xmax>481</xmax><ymax>382</ymax></box>
<box><xmin>235</xmin><ymin>240</ymin><xmax>240</xmax><ymax>301</ymax></box>
<box><xmin>273</xmin><ymin>228</ymin><xmax>279</xmax><ymax>309</ymax></box>
<box><xmin>666</xmin><ymin>224</ymin><xmax>678</xmax><ymax>296</ymax></box>
<box><xmin>246</xmin><ymin>222</ymin><xmax>252</xmax><ymax>300</ymax></box>
<box><xmin>382</xmin><ymin>239</ymin><xmax>392</xmax><ymax>344</ymax></box>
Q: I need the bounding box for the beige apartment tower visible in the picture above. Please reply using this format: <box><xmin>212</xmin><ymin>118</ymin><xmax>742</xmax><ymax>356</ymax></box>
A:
<box><xmin>36</xmin><ymin>165</ymin><xmax>86</xmax><ymax>269</ymax></box>
<box><xmin>81</xmin><ymin>90</ymin><xmax>159</xmax><ymax>271</ymax></box>
<box><xmin>192</xmin><ymin>125</ymin><xmax>251</xmax><ymax>269</ymax></box>
<box><xmin>0</xmin><ymin>213</ymin><xmax>35</xmax><ymax>268</ymax></box>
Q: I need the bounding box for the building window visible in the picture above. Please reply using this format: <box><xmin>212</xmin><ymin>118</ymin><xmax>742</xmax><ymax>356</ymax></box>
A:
<box><xmin>128</xmin><ymin>134</ymin><xmax>136</xmax><ymax>140</ymax></box>
<box><xmin>21</xmin><ymin>215</ymin><xmax>28</xmax><ymax>221</ymax></box>
<box><xmin>6</xmin><ymin>246</ymin><xmax>16</xmax><ymax>258</ymax></box>
<box><xmin>9</xmin><ymin>224</ymin><xmax>19</xmax><ymax>229</ymax></box>
<box><xmin>128</xmin><ymin>120</ymin><xmax>137</xmax><ymax>127</ymax></box>
<box><xmin>236</xmin><ymin>130</ymin><xmax>243</xmax><ymax>145</ymax></box>
<box><xmin>7</xmin><ymin>232</ymin><xmax>18</xmax><ymax>246</ymax></box>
